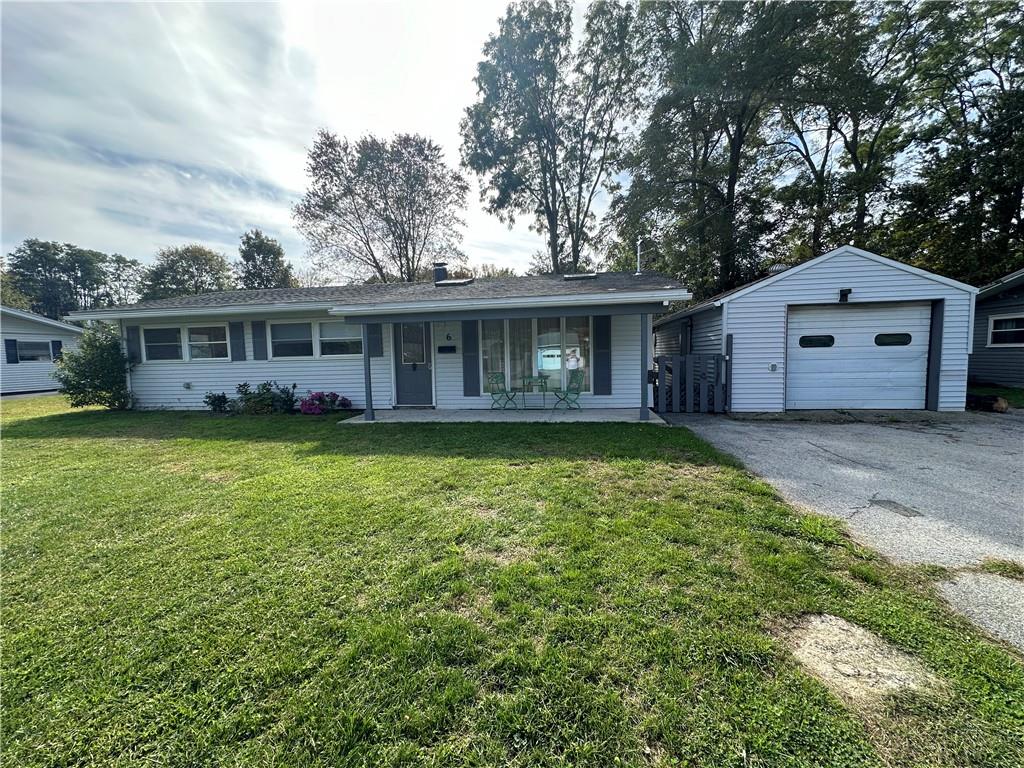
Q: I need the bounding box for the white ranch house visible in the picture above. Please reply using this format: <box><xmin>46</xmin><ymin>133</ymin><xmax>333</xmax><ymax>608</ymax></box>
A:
<box><xmin>68</xmin><ymin>269</ymin><xmax>690</xmax><ymax>420</ymax></box>
<box><xmin>1</xmin><ymin>306</ymin><xmax>84</xmax><ymax>395</ymax></box>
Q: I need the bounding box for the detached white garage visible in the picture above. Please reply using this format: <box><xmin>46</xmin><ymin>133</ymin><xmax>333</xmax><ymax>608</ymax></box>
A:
<box><xmin>654</xmin><ymin>246</ymin><xmax>978</xmax><ymax>412</ymax></box>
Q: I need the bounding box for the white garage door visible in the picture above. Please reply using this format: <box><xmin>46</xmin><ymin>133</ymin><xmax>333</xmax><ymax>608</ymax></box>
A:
<box><xmin>786</xmin><ymin>302</ymin><xmax>931</xmax><ymax>409</ymax></box>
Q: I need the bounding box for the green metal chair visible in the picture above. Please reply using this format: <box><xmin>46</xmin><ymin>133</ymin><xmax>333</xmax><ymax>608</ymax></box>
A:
<box><xmin>487</xmin><ymin>372</ymin><xmax>518</xmax><ymax>410</ymax></box>
<box><xmin>552</xmin><ymin>369</ymin><xmax>585</xmax><ymax>409</ymax></box>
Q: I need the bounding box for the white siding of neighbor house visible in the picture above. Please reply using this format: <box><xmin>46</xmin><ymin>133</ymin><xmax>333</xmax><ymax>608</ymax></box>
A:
<box><xmin>691</xmin><ymin>308</ymin><xmax>723</xmax><ymax>354</ymax></box>
<box><xmin>126</xmin><ymin>313</ymin><xmax>393</xmax><ymax>410</ymax></box>
<box><xmin>433</xmin><ymin>314</ymin><xmax>648</xmax><ymax>408</ymax></box>
<box><xmin>725</xmin><ymin>250</ymin><xmax>974</xmax><ymax>412</ymax></box>
<box><xmin>1</xmin><ymin>314</ymin><xmax>81</xmax><ymax>394</ymax></box>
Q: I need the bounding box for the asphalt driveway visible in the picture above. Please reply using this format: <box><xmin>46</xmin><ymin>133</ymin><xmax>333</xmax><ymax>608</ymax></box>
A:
<box><xmin>670</xmin><ymin>410</ymin><xmax>1024</xmax><ymax>567</ymax></box>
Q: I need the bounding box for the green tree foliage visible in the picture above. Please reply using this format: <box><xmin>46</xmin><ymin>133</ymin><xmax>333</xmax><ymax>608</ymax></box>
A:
<box><xmin>294</xmin><ymin>131</ymin><xmax>468</xmax><ymax>283</ymax></box>
<box><xmin>882</xmin><ymin>1</ymin><xmax>1023</xmax><ymax>286</ymax></box>
<box><xmin>1</xmin><ymin>264</ymin><xmax>32</xmax><ymax>310</ymax></box>
<box><xmin>461</xmin><ymin>0</ymin><xmax>639</xmax><ymax>274</ymax></box>
<box><xmin>4</xmin><ymin>240</ymin><xmax>145</xmax><ymax>315</ymax></box>
<box><xmin>53</xmin><ymin>324</ymin><xmax>132</xmax><ymax>409</ymax></box>
<box><xmin>140</xmin><ymin>245</ymin><xmax>234</xmax><ymax>301</ymax></box>
<box><xmin>233</xmin><ymin>229</ymin><xmax>297</xmax><ymax>290</ymax></box>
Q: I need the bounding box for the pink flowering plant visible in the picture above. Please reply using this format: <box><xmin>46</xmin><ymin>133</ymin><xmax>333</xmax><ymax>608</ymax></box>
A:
<box><xmin>298</xmin><ymin>391</ymin><xmax>352</xmax><ymax>415</ymax></box>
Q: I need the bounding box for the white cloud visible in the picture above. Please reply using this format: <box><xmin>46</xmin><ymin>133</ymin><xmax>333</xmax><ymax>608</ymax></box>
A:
<box><xmin>1</xmin><ymin>0</ymin><xmax>547</xmax><ymax>273</ymax></box>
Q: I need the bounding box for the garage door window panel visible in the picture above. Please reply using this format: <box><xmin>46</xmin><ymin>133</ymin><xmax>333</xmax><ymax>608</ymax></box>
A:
<box><xmin>798</xmin><ymin>335</ymin><xmax>834</xmax><ymax>348</ymax></box>
<box><xmin>874</xmin><ymin>333</ymin><xmax>912</xmax><ymax>346</ymax></box>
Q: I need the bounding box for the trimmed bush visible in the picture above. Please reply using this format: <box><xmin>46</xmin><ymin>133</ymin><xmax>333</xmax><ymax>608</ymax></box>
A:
<box><xmin>53</xmin><ymin>324</ymin><xmax>132</xmax><ymax>410</ymax></box>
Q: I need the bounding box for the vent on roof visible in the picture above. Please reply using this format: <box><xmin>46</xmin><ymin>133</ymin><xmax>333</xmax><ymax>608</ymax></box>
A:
<box><xmin>435</xmin><ymin>278</ymin><xmax>474</xmax><ymax>287</ymax></box>
<box><xmin>563</xmin><ymin>273</ymin><xmax>597</xmax><ymax>281</ymax></box>
<box><xmin>768</xmin><ymin>263</ymin><xmax>791</xmax><ymax>275</ymax></box>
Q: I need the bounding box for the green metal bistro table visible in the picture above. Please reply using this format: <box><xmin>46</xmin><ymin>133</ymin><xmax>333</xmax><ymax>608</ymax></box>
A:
<box><xmin>520</xmin><ymin>375</ymin><xmax>551</xmax><ymax>409</ymax></box>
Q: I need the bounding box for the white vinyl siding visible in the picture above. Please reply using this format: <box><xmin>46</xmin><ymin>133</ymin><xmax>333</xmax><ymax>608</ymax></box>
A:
<box><xmin>1</xmin><ymin>313</ymin><xmax>81</xmax><ymax>394</ymax></box>
<box><xmin>785</xmin><ymin>302</ymin><xmax>931</xmax><ymax>409</ymax></box>
<box><xmin>691</xmin><ymin>308</ymin><xmax>723</xmax><ymax>354</ymax></box>
<box><xmin>725</xmin><ymin>250</ymin><xmax>974</xmax><ymax>412</ymax></box>
<box><xmin>433</xmin><ymin>314</ymin><xmax>646</xmax><ymax>408</ymax></box>
<box><xmin>127</xmin><ymin>315</ymin><xmax>393</xmax><ymax>410</ymax></box>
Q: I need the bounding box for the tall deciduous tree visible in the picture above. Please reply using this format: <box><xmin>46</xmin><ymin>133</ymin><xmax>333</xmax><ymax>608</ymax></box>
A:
<box><xmin>294</xmin><ymin>131</ymin><xmax>468</xmax><ymax>283</ymax></box>
<box><xmin>461</xmin><ymin>0</ymin><xmax>639</xmax><ymax>274</ymax></box>
<box><xmin>6</xmin><ymin>240</ymin><xmax>85</xmax><ymax>318</ymax></box>
<box><xmin>104</xmin><ymin>254</ymin><xmax>145</xmax><ymax>306</ymax></box>
<box><xmin>234</xmin><ymin>229</ymin><xmax>297</xmax><ymax>289</ymax></box>
<box><xmin>140</xmin><ymin>245</ymin><xmax>233</xmax><ymax>301</ymax></box>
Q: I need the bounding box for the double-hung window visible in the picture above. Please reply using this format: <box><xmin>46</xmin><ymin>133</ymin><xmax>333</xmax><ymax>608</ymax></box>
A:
<box><xmin>187</xmin><ymin>326</ymin><xmax>229</xmax><ymax>359</ymax></box>
<box><xmin>270</xmin><ymin>322</ymin><xmax>314</xmax><ymax>358</ymax></box>
<box><xmin>319</xmin><ymin>321</ymin><xmax>363</xmax><ymax>356</ymax></box>
<box><xmin>989</xmin><ymin>314</ymin><xmax>1024</xmax><ymax>347</ymax></box>
<box><xmin>143</xmin><ymin>327</ymin><xmax>183</xmax><ymax>360</ymax></box>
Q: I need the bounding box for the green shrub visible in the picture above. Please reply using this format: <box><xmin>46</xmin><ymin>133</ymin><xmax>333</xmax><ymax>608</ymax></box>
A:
<box><xmin>221</xmin><ymin>381</ymin><xmax>297</xmax><ymax>415</ymax></box>
<box><xmin>53</xmin><ymin>324</ymin><xmax>132</xmax><ymax>409</ymax></box>
<box><xmin>203</xmin><ymin>391</ymin><xmax>230</xmax><ymax>413</ymax></box>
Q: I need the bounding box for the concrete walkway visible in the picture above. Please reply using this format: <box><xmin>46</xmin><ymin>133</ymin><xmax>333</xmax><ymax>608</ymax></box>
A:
<box><xmin>340</xmin><ymin>408</ymin><xmax>666</xmax><ymax>425</ymax></box>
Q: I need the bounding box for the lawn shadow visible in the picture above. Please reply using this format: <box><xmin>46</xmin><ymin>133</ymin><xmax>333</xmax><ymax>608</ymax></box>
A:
<box><xmin>1</xmin><ymin>407</ymin><xmax>741</xmax><ymax>468</ymax></box>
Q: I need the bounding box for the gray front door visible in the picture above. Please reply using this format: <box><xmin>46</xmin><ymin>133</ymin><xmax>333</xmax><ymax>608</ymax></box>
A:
<box><xmin>393</xmin><ymin>322</ymin><xmax>433</xmax><ymax>405</ymax></box>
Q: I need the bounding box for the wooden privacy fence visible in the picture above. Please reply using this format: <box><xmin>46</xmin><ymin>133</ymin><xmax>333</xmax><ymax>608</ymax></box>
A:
<box><xmin>652</xmin><ymin>349</ymin><xmax>730</xmax><ymax>414</ymax></box>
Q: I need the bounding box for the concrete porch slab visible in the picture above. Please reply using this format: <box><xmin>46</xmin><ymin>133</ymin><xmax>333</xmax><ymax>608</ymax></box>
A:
<box><xmin>340</xmin><ymin>408</ymin><xmax>665</xmax><ymax>425</ymax></box>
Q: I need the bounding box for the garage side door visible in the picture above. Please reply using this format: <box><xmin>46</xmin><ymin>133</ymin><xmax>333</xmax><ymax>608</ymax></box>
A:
<box><xmin>786</xmin><ymin>302</ymin><xmax>931</xmax><ymax>409</ymax></box>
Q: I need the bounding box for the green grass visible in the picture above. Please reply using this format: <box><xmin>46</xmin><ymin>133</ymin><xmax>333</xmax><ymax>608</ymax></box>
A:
<box><xmin>2</xmin><ymin>396</ymin><xmax>1022</xmax><ymax>767</ymax></box>
<box><xmin>968</xmin><ymin>384</ymin><xmax>1024</xmax><ymax>408</ymax></box>
<box><xmin>979</xmin><ymin>559</ymin><xmax>1024</xmax><ymax>581</ymax></box>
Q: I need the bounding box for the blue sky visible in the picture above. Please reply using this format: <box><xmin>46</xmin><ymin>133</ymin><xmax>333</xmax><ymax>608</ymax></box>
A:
<box><xmin>1</xmin><ymin>1</ymin><xmax>549</xmax><ymax>275</ymax></box>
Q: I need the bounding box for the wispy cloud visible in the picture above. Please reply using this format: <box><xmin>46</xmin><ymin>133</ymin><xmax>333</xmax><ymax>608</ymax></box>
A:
<box><xmin>1</xmin><ymin>1</ymin><xmax>545</xmax><ymax>272</ymax></box>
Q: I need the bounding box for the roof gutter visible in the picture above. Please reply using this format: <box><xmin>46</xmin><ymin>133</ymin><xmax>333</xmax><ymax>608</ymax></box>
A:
<box><xmin>326</xmin><ymin>289</ymin><xmax>692</xmax><ymax>317</ymax></box>
<box><xmin>67</xmin><ymin>288</ymin><xmax>693</xmax><ymax>321</ymax></box>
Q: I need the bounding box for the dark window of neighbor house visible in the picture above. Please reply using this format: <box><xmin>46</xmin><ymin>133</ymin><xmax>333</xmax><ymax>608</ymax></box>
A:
<box><xmin>17</xmin><ymin>341</ymin><xmax>52</xmax><ymax>362</ymax></box>
<box><xmin>143</xmin><ymin>327</ymin><xmax>183</xmax><ymax>360</ymax></box>
<box><xmin>798</xmin><ymin>335</ymin><xmax>834</xmax><ymax>348</ymax></box>
<box><xmin>990</xmin><ymin>315</ymin><xmax>1024</xmax><ymax>346</ymax></box>
<box><xmin>874</xmin><ymin>333</ymin><xmax>912</xmax><ymax>346</ymax></box>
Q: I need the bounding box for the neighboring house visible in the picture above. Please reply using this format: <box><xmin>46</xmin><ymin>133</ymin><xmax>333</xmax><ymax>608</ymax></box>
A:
<box><xmin>654</xmin><ymin>246</ymin><xmax>977</xmax><ymax>412</ymax></box>
<box><xmin>968</xmin><ymin>267</ymin><xmax>1024</xmax><ymax>388</ymax></box>
<box><xmin>66</xmin><ymin>268</ymin><xmax>691</xmax><ymax>419</ymax></box>
<box><xmin>1</xmin><ymin>306</ymin><xmax>84</xmax><ymax>395</ymax></box>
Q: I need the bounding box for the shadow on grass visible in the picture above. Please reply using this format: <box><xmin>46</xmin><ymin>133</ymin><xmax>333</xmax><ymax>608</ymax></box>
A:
<box><xmin>1</xmin><ymin>407</ymin><xmax>741</xmax><ymax>467</ymax></box>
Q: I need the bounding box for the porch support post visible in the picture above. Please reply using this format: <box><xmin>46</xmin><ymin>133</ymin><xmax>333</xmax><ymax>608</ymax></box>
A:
<box><xmin>640</xmin><ymin>313</ymin><xmax>650</xmax><ymax>421</ymax></box>
<box><xmin>362</xmin><ymin>324</ymin><xmax>375</xmax><ymax>421</ymax></box>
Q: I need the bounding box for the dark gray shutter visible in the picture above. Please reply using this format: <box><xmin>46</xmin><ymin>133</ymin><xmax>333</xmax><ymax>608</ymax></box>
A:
<box><xmin>251</xmin><ymin>321</ymin><xmax>267</xmax><ymax>360</ymax></box>
<box><xmin>462</xmin><ymin>320</ymin><xmax>480</xmax><ymax>397</ymax></box>
<box><xmin>5</xmin><ymin>338</ymin><xmax>19</xmax><ymax>364</ymax></box>
<box><xmin>593</xmin><ymin>315</ymin><xmax>612</xmax><ymax>395</ymax></box>
<box><xmin>229</xmin><ymin>322</ymin><xmax>246</xmax><ymax>361</ymax></box>
<box><xmin>126</xmin><ymin>326</ymin><xmax>142</xmax><ymax>364</ymax></box>
<box><xmin>50</xmin><ymin>340</ymin><xmax>64</xmax><ymax>360</ymax></box>
<box><xmin>366</xmin><ymin>323</ymin><xmax>383</xmax><ymax>357</ymax></box>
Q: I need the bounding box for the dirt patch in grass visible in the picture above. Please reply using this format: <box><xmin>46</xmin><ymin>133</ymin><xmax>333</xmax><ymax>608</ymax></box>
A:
<box><xmin>784</xmin><ymin>614</ymin><xmax>942</xmax><ymax>710</ymax></box>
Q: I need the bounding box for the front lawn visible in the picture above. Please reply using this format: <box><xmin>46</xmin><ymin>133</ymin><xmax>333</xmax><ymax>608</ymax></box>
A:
<box><xmin>2</xmin><ymin>396</ymin><xmax>1022</xmax><ymax>767</ymax></box>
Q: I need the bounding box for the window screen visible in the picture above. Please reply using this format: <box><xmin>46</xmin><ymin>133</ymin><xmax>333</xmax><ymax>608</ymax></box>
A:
<box><xmin>874</xmin><ymin>333</ymin><xmax>912</xmax><ymax>346</ymax></box>
<box><xmin>188</xmin><ymin>326</ymin><xmax>229</xmax><ymax>359</ymax></box>
<box><xmin>319</xmin><ymin>321</ymin><xmax>362</xmax><ymax>356</ymax></box>
<box><xmin>798</xmin><ymin>335</ymin><xmax>834</xmax><ymax>348</ymax></box>
<box><xmin>17</xmin><ymin>341</ymin><xmax>51</xmax><ymax>362</ymax></box>
<box><xmin>270</xmin><ymin>323</ymin><xmax>314</xmax><ymax>357</ymax></box>
<box><xmin>143</xmin><ymin>327</ymin><xmax>183</xmax><ymax>360</ymax></box>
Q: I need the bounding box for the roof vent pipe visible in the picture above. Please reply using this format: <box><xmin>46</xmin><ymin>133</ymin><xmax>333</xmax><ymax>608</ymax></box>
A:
<box><xmin>433</xmin><ymin>262</ymin><xmax>448</xmax><ymax>283</ymax></box>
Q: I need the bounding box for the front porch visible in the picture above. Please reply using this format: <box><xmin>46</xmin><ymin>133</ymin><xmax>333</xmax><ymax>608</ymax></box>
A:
<box><xmin>339</xmin><ymin>408</ymin><xmax>667</xmax><ymax>425</ymax></box>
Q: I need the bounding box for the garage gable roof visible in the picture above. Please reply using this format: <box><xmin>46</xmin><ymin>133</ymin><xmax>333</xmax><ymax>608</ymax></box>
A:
<box><xmin>718</xmin><ymin>246</ymin><xmax>977</xmax><ymax>306</ymax></box>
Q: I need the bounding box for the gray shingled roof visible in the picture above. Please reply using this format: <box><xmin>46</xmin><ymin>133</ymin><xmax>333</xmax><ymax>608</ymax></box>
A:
<box><xmin>78</xmin><ymin>272</ymin><xmax>685</xmax><ymax>313</ymax></box>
